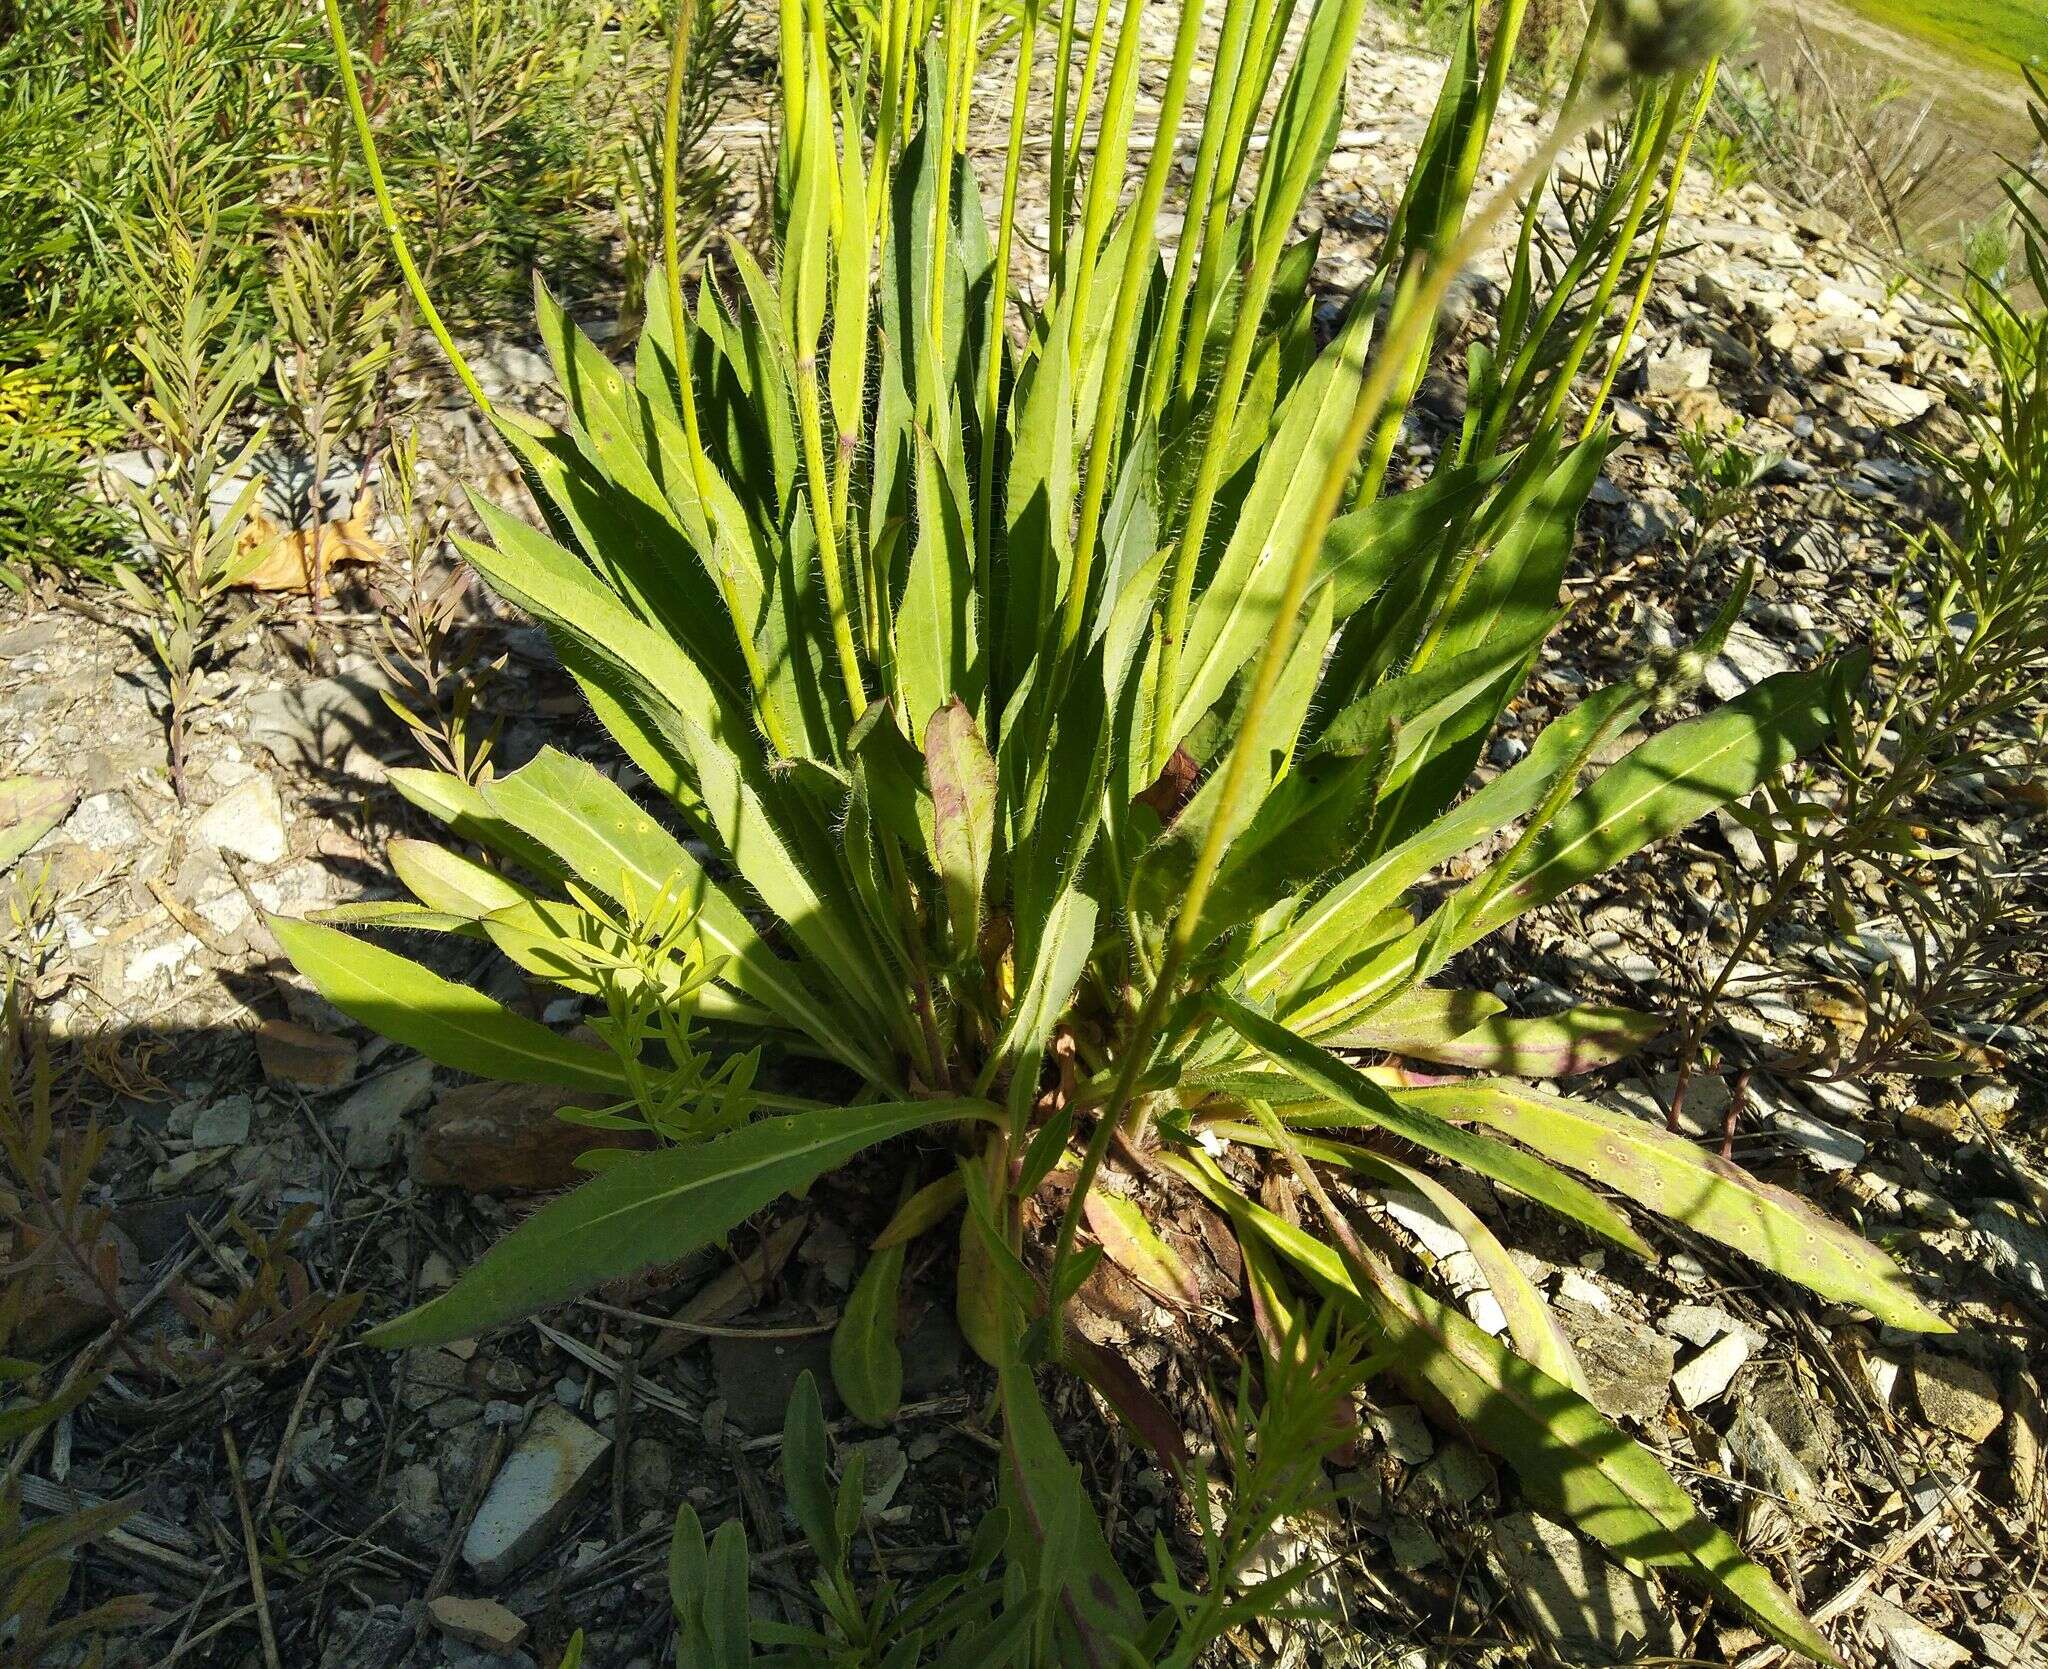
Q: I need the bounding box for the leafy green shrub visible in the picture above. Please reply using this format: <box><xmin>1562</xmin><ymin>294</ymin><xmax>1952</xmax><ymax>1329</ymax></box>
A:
<box><xmin>288</xmin><ymin>0</ymin><xmax>1944</xmax><ymax>1657</ymax></box>
<box><xmin>0</xmin><ymin>0</ymin><xmax>735</xmax><ymax>583</ymax></box>
<box><xmin>1673</xmin><ymin>115</ymin><xmax>2048</xmax><ymax>1093</ymax></box>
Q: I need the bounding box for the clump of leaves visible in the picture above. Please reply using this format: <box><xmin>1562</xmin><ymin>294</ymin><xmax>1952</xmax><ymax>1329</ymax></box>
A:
<box><xmin>105</xmin><ymin>202</ymin><xmax>271</xmax><ymax>800</ymax></box>
<box><xmin>1672</xmin><ymin>120</ymin><xmax>2048</xmax><ymax>1096</ymax></box>
<box><xmin>290</xmin><ymin>0</ymin><xmax>1941</xmax><ymax>1658</ymax></box>
<box><xmin>1676</xmin><ymin>416</ymin><xmax>1785</xmax><ymax>555</ymax></box>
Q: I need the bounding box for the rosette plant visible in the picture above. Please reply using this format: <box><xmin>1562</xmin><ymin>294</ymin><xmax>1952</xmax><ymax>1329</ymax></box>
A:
<box><xmin>289</xmin><ymin>0</ymin><xmax>1936</xmax><ymax>1655</ymax></box>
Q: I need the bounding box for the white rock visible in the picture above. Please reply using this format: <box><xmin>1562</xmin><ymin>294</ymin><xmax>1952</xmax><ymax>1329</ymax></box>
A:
<box><xmin>1672</xmin><ymin>1332</ymin><xmax>1752</xmax><ymax>1409</ymax></box>
<box><xmin>1645</xmin><ymin>343</ymin><xmax>1712</xmax><ymax>395</ymax></box>
<box><xmin>1704</xmin><ymin>623</ymin><xmax>1796</xmax><ymax>702</ymax></box>
<box><xmin>1858</xmin><ymin>379</ymin><xmax>1935</xmax><ymax>425</ymax></box>
<box><xmin>1772</xmin><ymin>1103</ymin><xmax>1867</xmax><ymax>1174</ymax></box>
<box><xmin>126</xmin><ymin>934</ymin><xmax>201</xmax><ymax>990</ymax></box>
<box><xmin>196</xmin><ymin>777</ymin><xmax>288</xmax><ymax>865</ymax></box>
<box><xmin>1863</xmin><ymin>1596</ymin><xmax>1969</xmax><ymax>1669</ymax></box>
<box><xmin>1662</xmin><ymin>1302</ymin><xmax>1764</xmax><ymax>1353</ymax></box>
<box><xmin>67</xmin><ymin>792</ymin><xmax>143</xmax><ymax>851</ymax></box>
<box><xmin>462</xmin><ymin>1405</ymin><xmax>612</xmax><ymax>1583</ymax></box>
<box><xmin>1555</xmin><ymin>1269</ymin><xmax>1611</xmax><ymax>1312</ymax></box>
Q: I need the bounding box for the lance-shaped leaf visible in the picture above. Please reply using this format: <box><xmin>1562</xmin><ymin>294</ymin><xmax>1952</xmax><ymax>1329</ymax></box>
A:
<box><xmin>272</xmin><ymin>918</ymin><xmax>626</xmax><ymax>1094</ymax></box>
<box><xmin>998</xmin><ymin>1362</ymin><xmax>1145</xmax><ymax>1666</ymax></box>
<box><xmin>1460</xmin><ymin>659</ymin><xmax>1864</xmax><ymax>947</ymax></box>
<box><xmin>367</xmin><ymin>1098</ymin><xmax>996</xmax><ymax>1347</ymax></box>
<box><xmin>1332</xmin><ymin>997</ymin><xmax>1666</xmax><ymax>1077</ymax></box>
<box><xmin>1286</xmin><ymin>659</ymin><xmax>1861</xmax><ymax>1039</ymax></box>
<box><xmin>1210</xmin><ymin>994</ymin><xmax>1649</xmax><ymax>1257</ymax></box>
<box><xmin>832</xmin><ymin>1243</ymin><xmax>907</xmax><ymax>1424</ymax></box>
<box><xmin>1402</xmin><ymin>1079</ymin><xmax>1949</xmax><ymax>1332</ymax></box>
<box><xmin>1083</xmin><ymin>1187</ymin><xmax>1199</xmax><ymax>1304</ymax></box>
<box><xmin>0</xmin><ymin>777</ymin><xmax>76</xmax><ymax>874</ymax></box>
<box><xmin>1212</xmin><ymin>1119</ymin><xmax>1587</xmax><ymax>1396</ymax></box>
<box><xmin>1170</xmin><ymin>1155</ymin><xmax>1839</xmax><ymax>1666</ymax></box>
<box><xmin>924</xmin><ymin>698</ymin><xmax>998</xmax><ymax>952</ymax></box>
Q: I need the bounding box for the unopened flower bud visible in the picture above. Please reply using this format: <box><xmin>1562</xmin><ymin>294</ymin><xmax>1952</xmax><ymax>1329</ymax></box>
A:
<box><xmin>1597</xmin><ymin>0</ymin><xmax>1751</xmax><ymax>81</ymax></box>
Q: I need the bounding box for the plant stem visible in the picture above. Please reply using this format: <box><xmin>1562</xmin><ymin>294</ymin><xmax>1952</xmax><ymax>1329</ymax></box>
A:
<box><xmin>975</xmin><ymin>0</ymin><xmax>1039</xmax><ymax>637</ymax></box>
<box><xmin>320</xmin><ymin>0</ymin><xmax>492</xmax><ymax>419</ymax></box>
<box><xmin>1583</xmin><ymin>60</ymin><xmax>1718</xmax><ymax>437</ymax></box>
<box><xmin>1149</xmin><ymin>0</ymin><xmax>1369</xmax><ymax>777</ymax></box>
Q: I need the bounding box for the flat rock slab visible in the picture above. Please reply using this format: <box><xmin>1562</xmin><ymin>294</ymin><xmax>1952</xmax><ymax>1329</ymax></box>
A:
<box><xmin>195</xmin><ymin>775</ymin><xmax>287</xmax><ymax>865</ymax></box>
<box><xmin>1552</xmin><ymin>1298</ymin><xmax>1675</xmax><ymax>1424</ymax></box>
<box><xmin>1490</xmin><ymin>1511</ymin><xmax>1682</xmax><ymax>1661</ymax></box>
<box><xmin>462</xmin><ymin>1405</ymin><xmax>611</xmax><ymax>1583</ymax></box>
<box><xmin>1910</xmin><ymin>1351</ymin><xmax>2004</xmax><ymax>1443</ymax></box>
<box><xmin>428</xmin><ymin>1594</ymin><xmax>529</xmax><ymax>1654</ymax></box>
<box><xmin>244</xmin><ymin>666</ymin><xmax>402</xmax><ymax>770</ymax></box>
<box><xmin>256</xmin><ymin>1019</ymin><xmax>359</xmax><ymax>1091</ymax></box>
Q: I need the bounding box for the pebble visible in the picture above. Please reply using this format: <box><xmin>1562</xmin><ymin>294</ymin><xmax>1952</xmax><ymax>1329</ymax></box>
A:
<box><xmin>1672</xmin><ymin>1331</ymin><xmax>1752</xmax><ymax>1409</ymax></box>
<box><xmin>333</xmin><ymin>1057</ymin><xmax>434</xmax><ymax>1169</ymax></box>
<box><xmin>188</xmin><ymin>1095</ymin><xmax>255</xmax><ymax>1149</ymax></box>
<box><xmin>1909</xmin><ymin>1352</ymin><xmax>2005</xmax><ymax>1443</ymax></box>
<box><xmin>65</xmin><ymin>791</ymin><xmax>143</xmax><ymax>851</ymax></box>
<box><xmin>256</xmin><ymin>1019</ymin><xmax>359</xmax><ymax>1092</ymax></box>
<box><xmin>1552</xmin><ymin>1298</ymin><xmax>1675</xmax><ymax>1424</ymax></box>
<box><xmin>1366</xmin><ymin>1404</ymin><xmax>1434</xmax><ymax>1466</ymax></box>
<box><xmin>195</xmin><ymin>776</ymin><xmax>288</xmax><ymax>865</ymax></box>
<box><xmin>428</xmin><ymin>1595</ymin><xmax>529</xmax><ymax>1654</ymax></box>
<box><xmin>462</xmin><ymin>1405</ymin><xmax>613</xmax><ymax>1583</ymax></box>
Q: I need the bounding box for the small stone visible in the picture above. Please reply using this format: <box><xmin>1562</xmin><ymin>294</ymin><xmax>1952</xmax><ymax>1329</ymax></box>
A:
<box><xmin>1857</xmin><ymin>379</ymin><xmax>1935</xmax><ymax>425</ymax></box>
<box><xmin>1553</xmin><ymin>1298</ymin><xmax>1675</xmax><ymax>1424</ymax></box>
<box><xmin>1673</xmin><ymin>1331</ymin><xmax>1752</xmax><ymax>1409</ymax></box>
<box><xmin>1490</xmin><ymin>1512</ymin><xmax>1679</xmax><ymax>1659</ymax></box>
<box><xmin>334</xmin><ymin>1057</ymin><xmax>434</xmax><ymax>1169</ymax></box>
<box><xmin>709</xmin><ymin>1323</ymin><xmax>839</xmax><ymax>1437</ymax></box>
<box><xmin>626</xmin><ymin>1438</ymin><xmax>673</xmax><ymax>1510</ymax></box>
<box><xmin>195</xmin><ymin>776</ymin><xmax>287</xmax><ymax>865</ymax></box>
<box><xmin>1410</xmin><ymin>1441</ymin><xmax>1492</xmax><ymax>1509</ymax></box>
<box><xmin>1704</xmin><ymin>622</ymin><xmax>1796</xmax><ymax>703</ymax></box>
<box><xmin>256</xmin><ymin>1019</ymin><xmax>358</xmax><ymax>1091</ymax></box>
<box><xmin>1645</xmin><ymin>343</ymin><xmax>1712</xmax><ymax>395</ymax></box>
<box><xmin>1771</xmin><ymin>1102</ymin><xmax>1866</xmax><ymax>1174</ymax></box>
<box><xmin>1554</xmin><ymin>1269</ymin><xmax>1611</xmax><ymax>1311</ymax></box>
<box><xmin>1662</xmin><ymin>1302</ymin><xmax>1762</xmax><ymax>1352</ymax></box>
<box><xmin>188</xmin><ymin>1094</ymin><xmax>255</xmax><ymax>1149</ymax></box>
<box><xmin>843</xmin><ymin>1435</ymin><xmax>908</xmax><ymax>1515</ymax></box>
<box><xmin>1910</xmin><ymin>1352</ymin><xmax>2004</xmax><ymax>1443</ymax></box>
<box><xmin>462</xmin><ymin>1405</ymin><xmax>613</xmax><ymax>1583</ymax></box>
<box><xmin>65</xmin><ymin>792</ymin><xmax>143</xmax><ymax>852</ymax></box>
<box><xmin>391</xmin><ymin>1462</ymin><xmax>450</xmax><ymax>1545</ymax></box>
<box><xmin>1863</xmin><ymin>1595</ymin><xmax>1969</xmax><ymax>1669</ymax></box>
<box><xmin>1387</xmin><ymin>1518</ymin><xmax>1442</xmax><ymax>1571</ymax></box>
<box><xmin>1727</xmin><ymin>1404</ymin><xmax>1821</xmax><ymax>1515</ymax></box>
<box><xmin>1366</xmin><ymin>1404</ymin><xmax>1434</xmax><ymax>1466</ymax></box>
<box><xmin>416</xmin><ymin>1081</ymin><xmax>641</xmax><ymax>1192</ymax></box>
<box><xmin>245</xmin><ymin>668</ymin><xmax>402</xmax><ymax>770</ymax></box>
<box><xmin>428</xmin><ymin>1595</ymin><xmax>530</xmax><ymax>1654</ymax></box>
